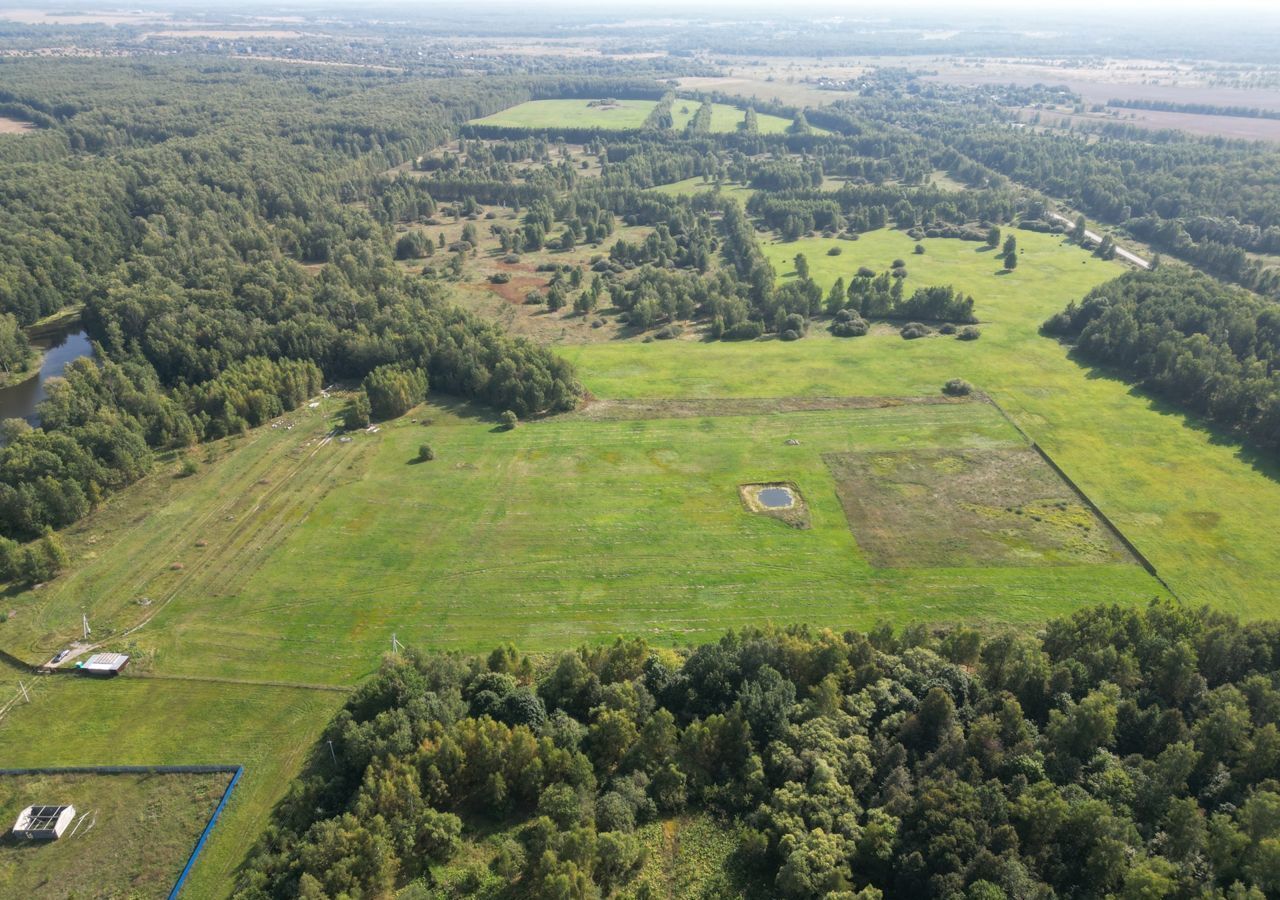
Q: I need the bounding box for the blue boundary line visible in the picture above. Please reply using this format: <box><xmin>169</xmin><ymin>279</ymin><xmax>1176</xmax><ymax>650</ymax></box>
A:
<box><xmin>169</xmin><ymin>765</ymin><xmax>244</xmax><ymax>899</ymax></box>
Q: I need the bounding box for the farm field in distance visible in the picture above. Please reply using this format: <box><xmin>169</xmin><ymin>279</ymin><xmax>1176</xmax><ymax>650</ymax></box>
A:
<box><xmin>468</xmin><ymin>98</ymin><xmax>809</xmax><ymax>134</ymax></box>
<box><xmin>0</xmin><ymin>768</ymin><xmax>232</xmax><ymax>898</ymax></box>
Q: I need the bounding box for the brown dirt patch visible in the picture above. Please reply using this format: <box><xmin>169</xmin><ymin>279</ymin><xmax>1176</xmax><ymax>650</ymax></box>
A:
<box><xmin>824</xmin><ymin>447</ymin><xmax>1136</xmax><ymax>568</ymax></box>
<box><xmin>0</xmin><ymin>116</ymin><xmax>36</xmax><ymax>134</ymax></box>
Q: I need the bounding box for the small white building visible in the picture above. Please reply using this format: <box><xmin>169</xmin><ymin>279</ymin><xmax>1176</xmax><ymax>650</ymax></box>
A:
<box><xmin>12</xmin><ymin>805</ymin><xmax>75</xmax><ymax>840</ymax></box>
<box><xmin>79</xmin><ymin>652</ymin><xmax>129</xmax><ymax>677</ymax></box>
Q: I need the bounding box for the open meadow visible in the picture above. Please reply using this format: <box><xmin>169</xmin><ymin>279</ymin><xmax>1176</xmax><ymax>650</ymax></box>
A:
<box><xmin>561</xmin><ymin>228</ymin><xmax>1280</xmax><ymax>620</ymax></box>
<box><xmin>0</xmin><ymin>391</ymin><xmax>1160</xmax><ymax>687</ymax></box>
<box><xmin>468</xmin><ymin>98</ymin><xmax>805</xmax><ymax>134</ymax></box>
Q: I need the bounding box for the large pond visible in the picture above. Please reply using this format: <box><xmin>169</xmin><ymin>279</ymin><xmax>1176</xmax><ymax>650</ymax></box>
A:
<box><xmin>0</xmin><ymin>325</ymin><xmax>93</xmax><ymax>425</ymax></box>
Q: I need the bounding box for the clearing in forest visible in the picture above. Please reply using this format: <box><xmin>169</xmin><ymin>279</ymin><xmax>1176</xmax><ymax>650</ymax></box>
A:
<box><xmin>468</xmin><ymin>98</ymin><xmax>803</xmax><ymax>134</ymax></box>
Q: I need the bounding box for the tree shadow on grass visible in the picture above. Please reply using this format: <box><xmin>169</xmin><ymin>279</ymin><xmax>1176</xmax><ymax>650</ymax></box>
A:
<box><xmin>1062</xmin><ymin>344</ymin><xmax>1280</xmax><ymax>485</ymax></box>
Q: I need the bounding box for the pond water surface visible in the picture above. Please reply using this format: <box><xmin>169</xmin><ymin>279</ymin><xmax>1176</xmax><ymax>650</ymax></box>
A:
<box><xmin>757</xmin><ymin>487</ymin><xmax>796</xmax><ymax>509</ymax></box>
<box><xmin>0</xmin><ymin>326</ymin><xmax>93</xmax><ymax>425</ymax></box>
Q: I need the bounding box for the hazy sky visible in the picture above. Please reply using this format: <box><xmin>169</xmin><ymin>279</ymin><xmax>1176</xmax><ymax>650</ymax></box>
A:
<box><xmin>456</xmin><ymin>0</ymin><xmax>1280</xmax><ymax>14</ymax></box>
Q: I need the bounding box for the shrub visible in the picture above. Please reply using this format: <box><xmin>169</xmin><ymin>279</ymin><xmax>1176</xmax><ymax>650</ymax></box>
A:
<box><xmin>500</xmin><ymin>410</ymin><xmax>518</xmax><ymax>430</ymax></box>
<box><xmin>395</xmin><ymin>230</ymin><xmax>433</xmax><ymax>260</ymax></box>
<box><xmin>417</xmin><ymin>444</ymin><xmax>435</xmax><ymax>462</ymax></box>
<box><xmin>856</xmin><ymin>266</ymin><xmax>876</xmax><ymax>277</ymax></box>
<box><xmin>654</xmin><ymin>324</ymin><xmax>682</xmax><ymax>340</ymax></box>
<box><xmin>489</xmin><ymin>273</ymin><xmax>511</xmax><ymax>284</ymax></box>
<box><xmin>831</xmin><ymin>317</ymin><xmax>868</xmax><ymax>337</ymax></box>
<box><xmin>723</xmin><ymin>320</ymin><xmax>764</xmax><ymax>341</ymax></box>
<box><xmin>891</xmin><ymin>258</ymin><xmax>906</xmax><ymax>268</ymax></box>
<box><xmin>958</xmin><ymin>325</ymin><xmax>982</xmax><ymax>341</ymax></box>
<box><xmin>900</xmin><ymin>322</ymin><xmax>930</xmax><ymax>339</ymax></box>
<box><xmin>780</xmin><ymin>329</ymin><xmax>800</xmax><ymax>341</ymax></box>
<box><xmin>781</xmin><ymin>313</ymin><xmax>806</xmax><ymax>335</ymax></box>
<box><xmin>827</xmin><ymin>246</ymin><xmax>842</xmax><ymax>256</ymax></box>
<box><xmin>939</xmin><ymin>323</ymin><xmax>957</xmax><ymax>335</ymax></box>
<box><xmin>178</xmin><ymin>457</ymin><xmax>199</xmax><ymax>478</ymax></box>
<box><xmin>914</xmin><ymin>243</ymin><xmax>926</xmax><ymax>254</ymax></box>
<box><xmin>943</xmin><ymin>378</ymin><xmax>974</xmax><ymax>396</ymax></box>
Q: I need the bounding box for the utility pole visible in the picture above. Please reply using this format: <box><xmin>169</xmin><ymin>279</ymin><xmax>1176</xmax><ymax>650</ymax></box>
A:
<box><xmin>391</xmin><ymin>632</ymin><xmax>402</xmax><ymax>654</ymax></box>
<box><xmin>327</xmin><ymin>740</ymin><xmax>337</xmax><ymax>765</ymax></box>
<box><xmin>18</xmin><ymin>680</ymin><xmax>29</xmax><ymax>703</ymax></box>
<box><xmin>82</xmin><ymin>613</ymin><xmax>91</xmax><ymax>641</ymax></box>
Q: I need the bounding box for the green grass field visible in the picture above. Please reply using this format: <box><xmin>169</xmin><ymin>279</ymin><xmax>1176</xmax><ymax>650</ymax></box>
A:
<box><xmin>0</xmin><ymin>769</ymin><xmax>231</xmax><ymax>898</ymax></box>
<box><xmin>650</xmin><ymin>176</ymin><xmax>757</xmax><ymax>203</ymax></box>
<box><xmin>560</xmin><ymin>228</ymin><xmax>1280</xmax><ymax>620</ymax></box>
<box><xmin>0</xmin><ymin>390</ymin><xmax>1161</xmax><ymax>690</ymax></box>
<box><xmin>468</xmin><ymin>99</ymin><xmax>804</xmax><ymax>134</ymax></box>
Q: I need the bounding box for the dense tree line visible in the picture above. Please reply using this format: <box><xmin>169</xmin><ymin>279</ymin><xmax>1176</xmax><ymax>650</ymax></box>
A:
<box><xmin>236</xmin><ymin>601</ymin><xmax>1280</xmax><ymax>898</ymax></box>
<box><xmin>1107</xmin><ymin>98</ymin><xmax>1280</xmax><ymax>121</ymax></box>
<box><xmin>1044</xmin><ymin>269</ymin><xmax>1280</xmax><ymax>452</ymax></box>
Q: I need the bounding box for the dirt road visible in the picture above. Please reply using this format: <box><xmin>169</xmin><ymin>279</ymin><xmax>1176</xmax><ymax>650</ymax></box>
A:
<box><xmin>1048</xmin><ymin>213</ymin><xmax>1149</xmax><ymax>269</ymax></box>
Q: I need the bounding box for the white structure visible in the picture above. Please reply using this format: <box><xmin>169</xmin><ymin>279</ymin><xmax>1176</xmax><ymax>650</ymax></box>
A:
<box><xmin>13</xmin><ymin>805</ymin><xmax>75</xmax><ymax>840</ymax></box>
<box><xmin>79</xmin><ymin>652</ymin><xmax>129</xmax><ymax>676</ymax></box>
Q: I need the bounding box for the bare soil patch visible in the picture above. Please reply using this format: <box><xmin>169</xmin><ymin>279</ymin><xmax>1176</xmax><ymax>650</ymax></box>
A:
<box><xmin>0</xmin><ymin>116</ymin><xmax>36</xmax><ymax>134</ymax></box>
<box><xmin>824</xmin><ymin>447</ymin><xmax>1136</xmax><ymax>568</ymax></box>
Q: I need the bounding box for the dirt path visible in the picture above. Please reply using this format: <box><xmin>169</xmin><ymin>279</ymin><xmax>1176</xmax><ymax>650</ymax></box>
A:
<box><xmin>1048</xmin><ymin>213</ymin><xmax>1150</xmax><ymax>269</ymax></box>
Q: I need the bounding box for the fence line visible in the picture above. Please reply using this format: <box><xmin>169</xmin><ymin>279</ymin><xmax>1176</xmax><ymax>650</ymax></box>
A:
<box><xmin>985</xmin><ymin>395</ymin><xmax>1179</xmax><ymax>599</ymax></box>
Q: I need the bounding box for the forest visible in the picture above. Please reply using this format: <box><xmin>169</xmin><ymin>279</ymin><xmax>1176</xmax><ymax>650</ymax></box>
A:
<box><xmin>234</xmin><ymin>602</ymin><xmax>1280</xmax><ymax>899</ymax></box>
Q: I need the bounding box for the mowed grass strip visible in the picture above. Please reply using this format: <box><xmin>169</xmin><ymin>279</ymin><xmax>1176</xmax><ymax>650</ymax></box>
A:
<box><xmin>0</xmin><ymin>770</ymin><xmax>231</xmax><ymax>898</ymax></box>
<box><xmin>560</xmin><ymin>228</ymin><xmax>1280</xmax><ymax>619</ymax></box>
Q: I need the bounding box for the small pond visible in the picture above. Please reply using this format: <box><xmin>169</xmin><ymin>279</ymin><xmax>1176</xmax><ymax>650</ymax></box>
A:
<box><xmin>756</xmin><ymin>487</ymin><xmax>796</xmax><ymax>509</ymax></box>
<box><xmin>0</xmin><ymin>325</ymin><xmax>93</xmax><ymax>426</ymax></box>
